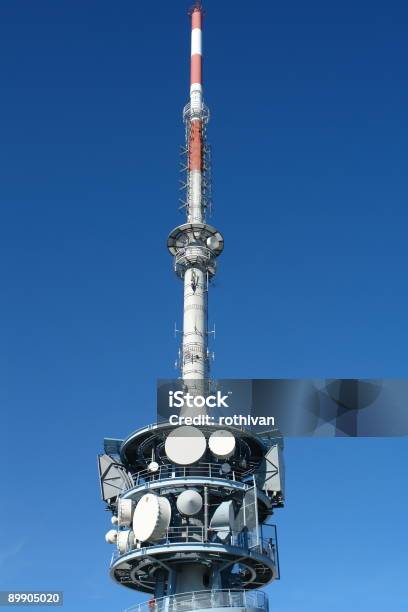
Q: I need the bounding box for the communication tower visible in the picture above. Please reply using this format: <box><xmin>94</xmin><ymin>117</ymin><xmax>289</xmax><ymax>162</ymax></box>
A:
<box><xmin>98</xmin><ymin>5</ymin><xmax>284</xmax><ymax>611</ymax></box>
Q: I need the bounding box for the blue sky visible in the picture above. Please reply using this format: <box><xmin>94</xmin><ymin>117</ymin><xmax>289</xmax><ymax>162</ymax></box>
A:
<box><xmin>0</xmin><ymin>0</ymin><xmax>407</xmax><ymax>610</ymax></box>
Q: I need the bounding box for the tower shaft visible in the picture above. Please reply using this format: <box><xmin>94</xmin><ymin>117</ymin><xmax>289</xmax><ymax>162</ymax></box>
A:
<box><xmin>181</xmin><ymin>6</ymin><xmax>209</xmax><ymax>382</ymax></box>
<box><xmin>182</xmin><ymin>267</ymin><xmax>207</xmax><ymax>379</ymax></box>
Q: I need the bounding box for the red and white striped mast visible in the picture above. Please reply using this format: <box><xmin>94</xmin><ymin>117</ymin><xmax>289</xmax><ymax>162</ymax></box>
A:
<box><xmin>188</xmin><ymin>3</ymin><xmax>204</xmax><ymax>224</ymax></box>
<box><xmin>168</xmin><ymin>2</ymin><xmax>224</xmax><ymax>393</ymax></box>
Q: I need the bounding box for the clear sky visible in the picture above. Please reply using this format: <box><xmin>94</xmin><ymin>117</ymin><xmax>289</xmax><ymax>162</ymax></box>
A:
<box><xmin>1</xmin><ymin>0</ymin><xmax>407</xmax><ymax>610</ymax></box>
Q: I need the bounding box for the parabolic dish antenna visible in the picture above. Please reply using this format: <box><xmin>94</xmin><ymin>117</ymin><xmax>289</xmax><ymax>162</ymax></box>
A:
<box><xmin>206</xmin><ymin>235</ymin><xmax>219</xmax><ymax>250</ymax></box>
<box><xmin>209</xmin><ymin>430</ymin><xmax>236</xmax><ymax>459</ymax></box>
<box><xmin>210</xmin><ymin>500</ymin><xmax>235</xmax><ymax>529</ymax></box>
<box><xmin>176</xmin><ymin>489</ymin><xmax>203</xmax><ymax>516</ymax></box>
<box><xmin>148</xmin><ymin>461</ymin><xmax>159</xmax><ymax>473</ymax></box>
<box><xmin>117</xmin><ymin>529</ymin><xmax>135</xmax><ymax>554</ymax></box>
<box><xmin>210</xmin><ymin>500</ymin><xmax>235</xmax><ymax>541</ymax></box>
<box><xmin>105</xmin><ymin>529</ymin><xmax>118</xmax><ymax>544</ymax></box>
<box><xmin>118</xmin><ymin>498</ymin><xmax>134</xmax><ymax>527</ymax></box>
<box><xmin>132</xmin><ymin>493</ymin><xmax>171</xmax><ymax>542</ymax></box>
<box><xmin>165</xmin><ymin>425</ymin><xmax>206</xmax><ymax>465</ymax></box>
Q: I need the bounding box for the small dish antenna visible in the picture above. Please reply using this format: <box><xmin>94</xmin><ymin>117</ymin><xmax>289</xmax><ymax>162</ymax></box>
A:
<box><xmin>105</xmin><ymin>529</ymin><xmax>118</xmax><ymax>544</ymax></box>
<box><xmin>118</xmin><ymin>498</ymin><xmax>134</xmax><ymax>527</ymax></box>
<box><xmin>209</xmin><ymin>430</ymin><xmax>236</xmax><ymax>459</ymax></box>
<box><xmin>117</xmin><ymin>529</ymin><xmax>135</xmax><ymax>554</ymax></box>
<box><xmin>206</xmin><ymin>235</ymin><xmax>219</xmax><ymax>250</ymax></box>
<box><xmin>176</xmin><ymin>489</ymin><xmax>203</xmax><ymax>516</ymax></box>
<box><xmin>165</xmin><ymin>425</ymin><xmax>206</xmax><ymax>465</ymax></box>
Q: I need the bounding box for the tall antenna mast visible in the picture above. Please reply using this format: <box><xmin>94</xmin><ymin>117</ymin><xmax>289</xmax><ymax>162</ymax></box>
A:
<box><xmin>168</xmin><ymin>2</ymin><xmax>223</xmax><ymax>390</ymax></box>
<box><xmin>98</xmin><ymin>5</ymin><xmax>284</xmax><ymax>610</ymax></box>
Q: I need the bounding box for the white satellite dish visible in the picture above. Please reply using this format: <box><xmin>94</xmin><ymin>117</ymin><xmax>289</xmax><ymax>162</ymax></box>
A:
<box><xmin>148</xmin><ymin>461</ymin><xmax>159</xmax><ymax>473</ymax></box>
<box><xmin>210</xmin><ymin>500</ymin><xmax>235</xmax><ymax>529</ymax></box>
<box><xmin>210</xmin><ymin>500</ymin><xmax>235</xmax><ymax>541</ymax></box>
<box><xmin>118</xmin><ymin>498</ymin><xmax>134</xmax><ymax>527</ymax></box>
<box><xmin>165</xmin><ymin>426</ymin><xmax>206</xmax><ymax>465</ymax></box>
<box><xmin>105</xmin><ymin>529</ymin><xmax>118</xmax><ymax>544</ymax></box>
<box><xmin>117</xmin><ymin>529</ymin><xmax>135</xmax><ymax>554</ymax></box>
<box><xmin>132</xmin><ymin>493</ymin><xmax>171</xmax><ymax>543</ymax></box>
<box><xmin>206</xmin><ymin>236</ymin><xmax>219</xmax><ymax>250</ymax></box>
<box><xmin>209</xmin><ymin>430</ymin><xmax>236</xmax><ymax>459</ymax></box>
<box><xmin>111</xmin><ymin>515</ymin><xmax>119</xmax><ymax>525</ymax></box>
<box><xmin>176</xmin><ymin>490</ymin><xmax>203</xmax><ymax>516</ymax></box>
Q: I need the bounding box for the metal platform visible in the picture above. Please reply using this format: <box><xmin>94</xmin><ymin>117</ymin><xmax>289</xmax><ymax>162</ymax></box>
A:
<box><xmin>120</xmin><ymin>476</ymin><xmax>274</xmax><ymax>524</ymax></box>
<box><xmin>120</xmin><ymin>423</ymin><xmax>268</xmax><ymax>472</ymax></box>
<box><xmin>111</xmin><ymin>534</ymin><xmax>278</xmax><ymax>593</ymax></box>
<box><xmin>125</xmin><ymin>589</ymin><xmax>269</xmax><ymax>612</ymax></box>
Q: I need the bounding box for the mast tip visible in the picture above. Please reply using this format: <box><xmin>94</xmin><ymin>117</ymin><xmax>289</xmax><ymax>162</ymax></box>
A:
<box><xmin>188</xmin><ymin>1</ymin><xmax>204</xmax><ymax>16</ymax></box>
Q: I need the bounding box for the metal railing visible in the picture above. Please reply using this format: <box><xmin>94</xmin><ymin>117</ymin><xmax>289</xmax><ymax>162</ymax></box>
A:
<box><xmin>175</xmin><ymin>246</ymin><xmax>213</xmax><ymax>262</ymax></box>
<box><xmin>129</xmin><ymin>462</ymin><xmax>254</xmax><ymax>489</ymax></box>
<box><xmin>174</xmin><ymin>247</ymin><xmax>216</xmax><ymax>277</ymax></box>
<box><xmin>125</xmin><ymin>589</ymin><xmax>268</xmax><ymax>612</ymax></box>
<box><xmin>111</xmin><ymin>525</ymin><xmax>278</xmax><ymax>567</ymax></box>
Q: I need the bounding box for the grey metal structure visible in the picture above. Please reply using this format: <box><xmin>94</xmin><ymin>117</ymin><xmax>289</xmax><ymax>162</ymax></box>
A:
<box><xmin>98</xmin><ymin>4</ymin><xmax>284</xmax><ymax>611</ymax></box>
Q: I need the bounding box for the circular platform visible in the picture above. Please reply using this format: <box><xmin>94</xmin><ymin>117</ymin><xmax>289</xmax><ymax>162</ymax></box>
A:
<box><xmin>121</xmin><ymin>477</ymin><xmax>273</xmax><ymax>524</ymax></box>
<box><xmin>167</xmin><ymin>223</ymin><xmax>224</xmax><ymax>258</ymax></box>
<box><xmin>110</xmin><ymin>541</ymin><xmax>277</xmax><ymax>593</ymax></box>
<box><xmin>120</xmin><ymin>422</ymin><xmax>267</xmax><ymax>474</ymax></box>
